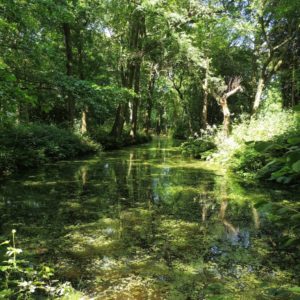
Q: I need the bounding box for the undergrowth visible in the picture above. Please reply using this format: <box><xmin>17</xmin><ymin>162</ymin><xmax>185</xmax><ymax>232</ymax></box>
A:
<box><xmin>91</xmin><ymin>127</ymin><xmax>152</xmax><ymax>150</ymax></box>
<box><xmin>0</xmin><ymin>124</ymin><xmax>99</xmax><ymax>177</ymax></box>
<box><xmin>180</xmin><ymin>106</ymin><xmax>300</xmax><ymax>185</ymax></box>
<box><xmin>0</xmin><ymin>230</ymin><xmax>83</xmax><ymax>299</ymax></box>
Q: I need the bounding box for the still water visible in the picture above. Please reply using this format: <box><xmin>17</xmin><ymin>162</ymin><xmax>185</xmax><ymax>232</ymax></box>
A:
<box><xmin>1</xmin><ymin>138</ymin><xmax>299</xmax><ymax>299</ymax></box>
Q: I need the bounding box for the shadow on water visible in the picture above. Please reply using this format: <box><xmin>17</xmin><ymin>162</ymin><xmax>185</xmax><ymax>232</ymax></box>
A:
<box><xmin>0</xmin><ymin>137</ymin><xmax>299</xmax><ymax>299</ymax></box>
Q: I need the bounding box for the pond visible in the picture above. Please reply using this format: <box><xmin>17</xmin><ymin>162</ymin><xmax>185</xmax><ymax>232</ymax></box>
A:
<box><xmin>0</xmin><ymin>138</ymin><xmax>299</xmax><ymax>299</ymax></box>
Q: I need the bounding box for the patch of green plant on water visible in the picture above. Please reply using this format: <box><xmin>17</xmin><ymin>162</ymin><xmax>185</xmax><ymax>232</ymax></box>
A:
<box><xmin>0</xmin><ymin>230</ymin><xmax>82</xmax><ymax>299</ymax></box>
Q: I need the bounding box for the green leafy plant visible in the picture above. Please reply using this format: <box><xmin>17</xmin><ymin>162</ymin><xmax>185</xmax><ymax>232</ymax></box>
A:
<box><xmin>0</xmin><ymin>230</ymin><xmax>78</xmax><ymax>299</ymax></box>
<box><xmin>0</xmin><ymin>124</ymin><xmax>100</xmax><ymax>176</ymax></box>
<box><xmin>180</xmin><ymin>125</ymin><xmax>218</xmax><ymax>159</ymax></box>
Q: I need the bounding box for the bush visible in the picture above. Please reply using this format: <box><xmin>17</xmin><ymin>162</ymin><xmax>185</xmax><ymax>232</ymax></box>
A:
<box><xmin>231</xmin><ymin>106</ymin><xmax>300</xmax><ymax>184</ymax></box>
<box><xmin>172</xmin><ymin>120</ymin><xmax>190</xmax><ymax>140</ymax></box>
<box><xmin>181</xmin><ymin>138</ymin><xmax>216</xmax><ymax>159</ymax></box>
<box><xmin>180</xmin><ymin>104</ymin><xmax>300</xmax><ymax>185</ymax></box>
<box><xmin>180</xmin><ymin>125</ymin><xmax>218</xmax><ymax>159</ymax></box>
<box><xmin>0</xmin><ymin>230</ymin><xmax>82</xmax><ymax>299</ymax></box>
<box><xmin>91</xmin><ymin>127</ymin><xmax>152</xmax><ymax>150</ymax></box>
<box><xmin>0</xmin><ymin>124</ymin><xmax>99</xmax><ymax>176</ymax></box>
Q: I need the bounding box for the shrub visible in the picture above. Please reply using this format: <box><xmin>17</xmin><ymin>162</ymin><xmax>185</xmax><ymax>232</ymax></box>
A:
<box><xmin>181</xmin><ymin>138</ymin><xmax>216</xmax><ymax>159</ymax></box>
<box><xmin>0</xmin><ymin>230</ymin><xmax>81</xmax><ymax>299</ymax></box>
<box><xmin>172</xmin><ymin>120</ymin><xmax>190</xmax><ymax>140</ymax></box>
<box><xmin>0</xmin><ymin>124</ymin><xmax>99</xmax><ymax>176</ymax></box>
<box><xmin>180</xmin><ymin>104</ymin><xmax>300</xmax><ymax>185</ymax></box>
<box><xmin>180</xmin><ymin>125</ymin><xmax>218</xmax><ymax>159</ymax></box>
<box><xmin>91</xmin><ymin>127</ymin><xmax>152</xmax><ymax>150</ymax></box>
<box><xmin>231</xmin><ymin>106</ymin><xmax>300</xmax><ymax>184</ymax></box>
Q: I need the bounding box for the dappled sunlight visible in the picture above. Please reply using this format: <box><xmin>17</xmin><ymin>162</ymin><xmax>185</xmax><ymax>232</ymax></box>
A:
<box><xmin>0</xmin><ymin>138</ymin><xmax>299</xmax><ymax>298</ymax></box>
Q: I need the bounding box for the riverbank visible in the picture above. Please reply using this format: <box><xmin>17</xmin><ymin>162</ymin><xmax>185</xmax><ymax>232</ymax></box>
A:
<box><xmin>0</xmin><ymin>124</ymin><xmax>152</xmax><ymax>178</ymax></box>
<box><xmin>180</xmin><ymin>108</ymin><xmax>300</xmax><ymax>186</ymax></box>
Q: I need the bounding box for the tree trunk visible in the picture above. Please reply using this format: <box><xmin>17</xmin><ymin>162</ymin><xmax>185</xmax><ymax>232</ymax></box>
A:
<box><xmin>220</xmin><ymin>97</ymin><xmax>230</xmax><ymax>137</ymax></box>
<box><xmin>111</xmin><ymin>103</ymin><xmax>126</xmax><ymax>137</ymax></box>
<box><xmin>81</xmin><ymin>108</ymin><xmax>87</xmax><ymax>134</ymax></box>
<box><xmin>202</xmin><ymin>58</ymin><xmax>209</xmax><ymax>129</ymax></box>
<box><xmin>130</xmin><ymin>61</ymin><xmax>141</xmax><ymax>139</ymax></box>
<box><xmin>77</xmin><ymin>30</ymin><xmax>88</xmax><ymax>134</ymax></box>
<box><xmin>145</xmin><ymin>66</ymin><xmax>156</xmax><ymax>134</ymax></box>
<box><xmin>110</xmin><ymin>9</ymin><xmax>144</xmax><ymax>139</ymax></box>
<box><xmin>63</xmin><ymin>22</ymin><xmax>75</xmax><ymax>128</ymax></box>
<box><xmin>145</xmin><ymin>103</ymin><xmax>152</xmax><ymax>135</ymax></box>
<box><xmin>252</xmin><ymin>77</ymin><xmax>265</xmax><ymax>114</ymax></box>
<box><xmin>202</xmin><ymin>90</ymin><xmax>208</xmax><ymax>130</ymax></box>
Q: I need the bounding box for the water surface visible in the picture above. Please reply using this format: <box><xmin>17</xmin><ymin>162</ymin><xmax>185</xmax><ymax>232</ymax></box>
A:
<box><xmin>1</xmin><ymin>138</ymin><xmax>299</xmax><ymax>299</ymax></box>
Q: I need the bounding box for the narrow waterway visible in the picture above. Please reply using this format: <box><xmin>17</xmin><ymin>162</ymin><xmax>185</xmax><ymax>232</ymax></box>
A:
<box><xmin>0</xmin><ymin>138</ymin><xmax>299</xmax><ymax>299</ymax></box>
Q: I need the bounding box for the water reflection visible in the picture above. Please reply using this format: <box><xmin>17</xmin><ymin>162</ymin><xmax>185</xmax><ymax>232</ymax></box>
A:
<box><xmin>0</xmin><ymin>138</ymin><xmax>299</xmax><ymax>299</ymax></box>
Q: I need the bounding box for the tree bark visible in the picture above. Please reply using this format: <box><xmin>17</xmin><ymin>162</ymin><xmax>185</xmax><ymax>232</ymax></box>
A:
<box><xmin>110</xmin><ymin>9</ymin><xmax>145</xmax><ymax>139</ymax></box>
<box><xmin>111</xmin><ymin>103</ymin><xmax>127</xmax><ymax>137</ymax></box>
<box><xmin>77</xmin><ymin>30</ymin><xmax>88</xmax><ymax>134</ymax></box>
<box><xmin>201</xmin><ymin>58</ymin><xmax>209</xmax><ymax>129</ymax></box>
<box><xmin>253</xmin><ymin>77</ymin><xmax>265</xmax><ymax>114</ymax></box>
<box><xmin>62</xmin><ymin>22</ymin><xmax>75</xmax><ymax>128</ymax></box>
<box><xmin>145</xmin><ymin>65</ymin><xmax>156</xmax><ymax>134</ymax></box>
<box><xmin>213</xmin><ymin>78</ymin><xmax>242</xmax><ymax>137</ymax></box>
<box><xmin>130</xmin><ymin>60</ymin><xmax>141</xmax><ymax>139</ymax></box>
<box><xmin>220</xmin><ymin>97</ymin><xmax>231</xmax><ymax>137</ymax></box>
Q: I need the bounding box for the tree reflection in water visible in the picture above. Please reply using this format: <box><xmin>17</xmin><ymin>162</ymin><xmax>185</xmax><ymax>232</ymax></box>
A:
<box><xmin>0</xmin><ymin>138</ymin><xmax>299</xmax><ymax>299</ymax></box>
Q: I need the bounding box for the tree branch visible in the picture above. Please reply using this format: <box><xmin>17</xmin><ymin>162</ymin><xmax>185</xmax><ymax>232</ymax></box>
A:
<box><xmin>225</xmin><ymin>86</ymin><xmax>242</xmax><ymax>98</ymax></box>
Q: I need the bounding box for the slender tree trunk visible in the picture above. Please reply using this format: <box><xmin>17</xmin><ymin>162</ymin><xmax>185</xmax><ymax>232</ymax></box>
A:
<box><xmin>252</xmin><ymin>77</ymin><xmax>265</xmax><ymax>114</ymax></box>
<box><xmin>77</xmin><ymin>31</ymin><xmax>88</xmax><ymax>134</ymax></box>
<box><xmin>202</xmin><ymin>58</ymin><xmax>209</xmax><ymax>129</ymax></box>
<box><xmin>110</xmin><ymin>9</ymin><xmax>144</xmax><ymax>138</ymax></box>
<box><xmin>145</xmin><ymin>103</ymin><xmax>152</xmax><ymax>134</ymax></box>
<box><xmin>202</xmin><ymin>91</ymin><xmax>208</xmax><ymax>130</ymax></box>
<box><xmin>156</xmin><ymin>105</ymin><xmax>163</xmax><ymax>135</ymax></box>
<box><xmin>145</xmin><ymin>66</ymin><xmax>156</xmax><ymax>134</ymax></box>
<box><xmin>130</xmin><ymin>61</ymin><xmax>141</xmax><ymax>139</ymax></box>
<box><xmin>81</xmin><ymin>109</ymin><xmax>87</xmax><ymax>134</ymax></box>
<box><xmin>111</xmin><ymin>104</ymin><xmax>126</xmax><ymax>137</ymax></box>
<box><xmin>291</xmin><ymin>64</ymin><xmax>296</xmax><ymax>107</ymax></box>
<box><xmin>63</xmin><ymin>22</ymin><xmax>75</xmax><ymax>128</ymax></box>
<box><xmin>220</xmin><ymin>97</ymin><xmax>230</xmax><ymax>137</ymax></box>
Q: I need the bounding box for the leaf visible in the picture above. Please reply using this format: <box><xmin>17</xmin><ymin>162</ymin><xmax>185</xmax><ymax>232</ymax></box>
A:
<box><xmin>284</xmin><ymin>238</ymin><xmax>299</xmax><ymax>247</ymax></box>
<box><xmin>292</xmin><ymin>160</ymin><xmax>300</xmax><ymax>173</ymax></box>
<box><xmin>285</xmin><ymin>150</ymin><xmax>300</xmax><ymax>165</ymax></box>
<box><xmin>287</xmin><ymin>136</ymin><xmax>300</xmax><ymax>145</ymax></box>
<box><xmin>254</xmin><ymin>200</ymin><xmax>269</xmax><ymax>208</ymax></box>
<box><xmin>293</xmin><ymin>104</ymin><xmax>300</xmax><ymax>112</ymax></box>
<box><xmin>291</xmin><ymin>213</ymin><xmax>300</xmax><ymax>222</ymax></box>
<box><xmin>0</xmin><ymin>265</ymin><xmax>10</xmax><ymax>271</ymax></box>
<box><xmin>288</xmin><ymin>286</ymin><xmax>300</xmax><ymax>294</ymax></box>
<box><xmin>254</xmin><ymin>141</ymin><xmax>274</xmax><ymax>152</ymax></box>
<box><xmin>0</xmin><ymin>240</ymin><xmax>10</xmax><ymax>246</ymax></box>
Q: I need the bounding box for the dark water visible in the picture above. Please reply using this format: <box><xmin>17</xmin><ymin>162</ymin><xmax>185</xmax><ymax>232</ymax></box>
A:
<box><xmin>0</xmin><ymin>138</ymin><xmax>299</xmax><ymax>299</ymax></box>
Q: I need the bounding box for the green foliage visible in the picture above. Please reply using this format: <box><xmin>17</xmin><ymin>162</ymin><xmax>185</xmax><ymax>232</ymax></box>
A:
<box><xmin>0</xmin><ymin>230</ymin><xmax>78</xmax><ymax>299</ymax></box>
<box><xmin>91</xmin><ymin>127</ymin><xmax>152</xmax><ymax>150</ymax></box>
<box><xmin>231</xmin><ymin>107</ymin><xmax>300</xmax><ymax>184</ymax></box>
<box><xmin>0</xmin><ymin>124</ymin><xmax>99</xmax><ymax>176</ymax></box>
<box><xmin>172</xmin><ymin>120</ymin><xmax>190</xmax><ymax>140</ymax></box>
<box><xmin>181</xmin><ymin>138</ymin><xmax>216</xmax><ymax>159</ymax></box>
<box><xmin>180</xmin><ymin>125</ymin><xmax>218</xmax><ymax>158</ymax></box>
